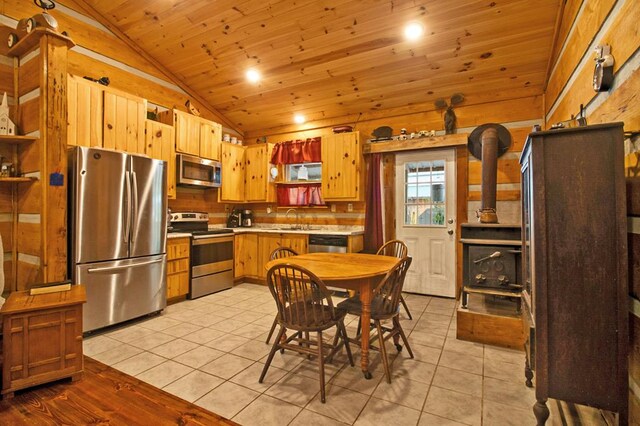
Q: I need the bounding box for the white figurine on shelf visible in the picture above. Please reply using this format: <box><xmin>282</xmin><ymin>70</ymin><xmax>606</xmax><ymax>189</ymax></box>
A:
<box><xmin>0</xmin><ymin>92</ymin><xmax>16</xmax><ymax>136</ymax></box>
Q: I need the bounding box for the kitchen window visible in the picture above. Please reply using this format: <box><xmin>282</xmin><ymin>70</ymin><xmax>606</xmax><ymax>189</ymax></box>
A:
<box><xmin>285</xmin><ymin>162</ymin><xmax>322</xmax><ymax>182</ymax></box>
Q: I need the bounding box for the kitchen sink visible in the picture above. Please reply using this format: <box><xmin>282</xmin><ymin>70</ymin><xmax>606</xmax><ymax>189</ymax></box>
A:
<box><xmin>274</xmin><ymin>226</ymin><xmax>321</xmax><ymax>231</ymax></box>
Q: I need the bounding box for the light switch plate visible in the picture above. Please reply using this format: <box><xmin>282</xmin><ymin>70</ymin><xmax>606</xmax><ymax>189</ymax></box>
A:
<box><xmin>331</xmin><ymin>204</ymin><xmax>336</xmax><ymax>213</ymax></box>
<box><xmin>347</xmin><ymin>203</ymin><xmax>353</xmax><ymax>212</ymax></box>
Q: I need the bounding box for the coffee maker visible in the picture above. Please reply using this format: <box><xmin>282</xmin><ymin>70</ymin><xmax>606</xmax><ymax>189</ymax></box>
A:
<box><xmin>242</xmin><ymin>209</ymin><xmax>254</xmax><ymax>227</ymax></box>
<box><xmin>227</xmin><ymin>209</ymin><xmax>242</xmax><ymax>228</ymax></box>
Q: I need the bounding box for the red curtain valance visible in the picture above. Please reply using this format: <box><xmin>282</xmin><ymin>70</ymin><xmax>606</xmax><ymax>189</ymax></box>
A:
<box><xmin>270</xmin><ymin>137</ymin><xmax>321</xmax><ymax>165</ymax></box>
<box><xmin>276</xmin><ymin>183</ymin><xmax>324</xmax><ymax>206</ymax></box>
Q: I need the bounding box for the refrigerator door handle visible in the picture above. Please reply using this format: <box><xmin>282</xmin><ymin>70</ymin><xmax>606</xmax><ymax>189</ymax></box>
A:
<box><xmin>131</xmin><ymin>171</ymin><xmax>138</xmax><ymax>243</ymax></box>
<box><xmin>87</xmin><ymin>258</ymin><xmax>164</xmax><ymax>274</ymax></box>
<box><xmin>124</xmin><ymin>171</ymin><xmax>131</xmax><ymax>243</ymax></box>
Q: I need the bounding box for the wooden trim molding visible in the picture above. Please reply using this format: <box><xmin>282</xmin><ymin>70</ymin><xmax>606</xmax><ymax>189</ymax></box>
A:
<box><xmin>364</xmin><ymin>133</ymin><xmax>468</xmax><ymax>155</ymax></box>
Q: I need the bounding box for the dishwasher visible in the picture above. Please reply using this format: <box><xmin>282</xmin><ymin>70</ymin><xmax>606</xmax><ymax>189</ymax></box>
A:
<box><xmin>308</xmin><ymin>235</ymin><xmax>348</xmax><ymax>253</ymax></box>
<box><xmin>309</xmin><ymin>235</ymin><xmax>349</xmax><ymax>293</ymax></box>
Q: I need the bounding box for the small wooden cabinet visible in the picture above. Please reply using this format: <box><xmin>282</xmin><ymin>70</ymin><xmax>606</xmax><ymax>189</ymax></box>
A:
<box><xmin>322</xmin><ymin>132</ymin><xmax>362</xmax><ymax>201</ymax></box>
<box><xmin>174</xmin><ymin>110</ymin><xmax>222</xmax><ymax>160</ymax></box>
<box><xmin>234</xmin><ymin>233</ymin><xmax>259</xmax><ymax>279</ymax></box>
<box><xmin>219</xmin><ymin>143</ymin><xmax>246</xmax><ymax>202</ymax></box>
<box><xmin>145</xmin><ymin>120</ymin><xmax>176</xmax><ymax>199</ymax></box>
<box><xmin>520</xmin><ymin>123</ymin><xmax>628</xmax><ymax>425</ymax></box>
<box><xmin>1</xmin><ymin>285</ymin><xmax>86</xmax><ymax>399</ymax></box>
<box><xmin>166</xmin><ymin>237</ymin><xmax>190</xmax><ymax>300</ymax></box>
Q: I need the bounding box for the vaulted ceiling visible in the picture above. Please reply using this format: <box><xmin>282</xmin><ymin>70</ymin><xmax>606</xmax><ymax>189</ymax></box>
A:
<box><xmin>81</xmin><ymin>0</ymin><xmax>561</xmax><ymax>133</ymax></box>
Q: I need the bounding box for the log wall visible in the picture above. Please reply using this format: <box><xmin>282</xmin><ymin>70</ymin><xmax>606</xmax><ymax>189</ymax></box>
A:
<box><xmin>544</xmin><ymin>0</ymin><xmax>640</xmax><ymax>423</ymax></box>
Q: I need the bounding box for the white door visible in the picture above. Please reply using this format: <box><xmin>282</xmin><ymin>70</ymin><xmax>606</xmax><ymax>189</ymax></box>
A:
<box><xmin>395</xmin><ymin>149</ymin><xmax>456</xmax><ymax>297</ymax></box>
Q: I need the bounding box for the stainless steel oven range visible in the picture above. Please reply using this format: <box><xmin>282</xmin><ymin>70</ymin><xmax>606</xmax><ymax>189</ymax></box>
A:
<box><xmin>169</xmin><ymin>212</ymin><xmax>234</xmax><ymax>298</ymax></box>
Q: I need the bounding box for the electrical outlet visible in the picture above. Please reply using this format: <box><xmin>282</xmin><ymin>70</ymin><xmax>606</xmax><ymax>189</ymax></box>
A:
<box><xmin>347</xmin><ymin>203</ymin><xmax>353</xmax><ymax>212</ymax></box>
<box><xmin>225</xmin><ymin>204</ymin><xmax>230</xmax><ymax>212</ymax></box>
<box><xmin>330</xmin><ymin>204</ymin><xmax>336</xmax><ymax>213</ymax></box>
<box><xmin>266</xmin><ymin>205</ymin><xmax>272</xmax><ymax>214</ymax></box>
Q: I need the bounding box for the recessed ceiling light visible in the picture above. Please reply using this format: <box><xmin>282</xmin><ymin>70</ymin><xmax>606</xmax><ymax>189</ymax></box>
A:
<box><xmin>246</xmin><ymin>68</ymin><xmax>261</xmax><ymax>83</ymax></box>
<box><xmin>404</xmin><ymin>22</ymin><xmax>424</xmax><ymax>41</ymax></box>
<box><xmin>294</xmin><ymin>114</ymin><xmax>306</xmax><ymax>124</ymax></box>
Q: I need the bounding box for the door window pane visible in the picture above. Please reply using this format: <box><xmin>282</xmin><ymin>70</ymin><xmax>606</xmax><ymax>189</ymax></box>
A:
<box><xmin>403</xmin><ymin>160</ymin><xmax>446</xmax><ymax>227</ymax></box>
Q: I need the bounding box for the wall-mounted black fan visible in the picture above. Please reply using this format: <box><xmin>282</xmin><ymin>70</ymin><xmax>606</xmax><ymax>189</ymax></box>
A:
<box><xmin>34</xmin><ymin>0</ymin><xmax>56</xmax><ymax>10</ymax></box>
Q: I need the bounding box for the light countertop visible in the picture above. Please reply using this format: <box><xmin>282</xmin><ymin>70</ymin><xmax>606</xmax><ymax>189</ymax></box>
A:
<box><xmin>220</xmin><ymin>226</ymin><xmax>364</xmax><ymax>236</ymax></box>
<box><xmin>167</xmin><ymin>232</ymin><xmax>191</xmax><ymax>239</ymax></box>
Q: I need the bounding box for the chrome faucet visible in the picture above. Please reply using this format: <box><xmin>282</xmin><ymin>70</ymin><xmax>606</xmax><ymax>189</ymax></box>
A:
<box><xmin>285</xmin><ymin>208</ymin><xmax>300</xmax><ymax>229</ymax></box>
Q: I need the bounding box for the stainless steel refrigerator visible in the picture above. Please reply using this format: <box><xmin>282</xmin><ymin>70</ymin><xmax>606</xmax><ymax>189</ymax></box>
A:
<box><xmin>69</xmin><ymin>146</ymin><xmax>167</xmax><ymax>332</ymax></box>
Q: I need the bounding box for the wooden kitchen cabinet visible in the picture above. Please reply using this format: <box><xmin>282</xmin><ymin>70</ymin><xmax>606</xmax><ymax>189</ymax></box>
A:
<box><xmin>219</xmin><ymin>143</ymin><xmax>246</xmax><ymax>202</ymax></box>
<box><xmin>245</xmin><ymin>144</ymin><xmax>275</xmax><ymax>202</ymax></box>
<box><xmin>257</xmin><ymin>233</ymin><xmax>308</xmax><ymax>279</ymax></box>
<box><xmin>234</xmin><ymin>233</ymin><xmax>258</xmax><ymax>279</ymax></box>
<box><xmin>322</xmin><ymin>131</ymin><xmax>362</xmax><ymax>201</ymax></box>
<box><xmin>174</xmin><ymin>109</ymin><xmax>201</xmax><ymax>156</ymax></box>
<box><xmin>520</xmin><ymin>123</ymin><xmax>627</xmax><ymax>425</ymax></box>
<box><xmin>174</xmin><ymin>110</ymin><xmax>222</xmax><ymax>160</ymax></box>
<box><xmin>67</xmin><ymin>75</ymin><xmax>103</xmax><ymax>148</ymax></box>
<box><xmin>166</xmin><ymin>237</ymin><xmax>190</xmax><ymax>300</ymax></box>
<box><xmin>1</xmin><ymin>285</ymin><xmax>86</xmax><ymax>399</ymax></box>
<box><xmin>145</xmin><ymin>120</ymin><xmax>176</xmax><ymax>199</ymax></box>
<box><xmin>199</xmin><ymin>120</ymin><xmax>222</xmax><ymax>160</ymax></box>
<box><xmin>103</xmin><ymin>89</ymin><xmax>147</xmax><ymax>154</ymax></box>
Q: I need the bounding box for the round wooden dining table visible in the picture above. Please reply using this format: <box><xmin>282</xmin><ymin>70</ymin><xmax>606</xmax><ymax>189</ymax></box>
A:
<box><xmin>264</xmin><ymin>252</ymin><xmax>400</xmax><ymax>379</ymax></box>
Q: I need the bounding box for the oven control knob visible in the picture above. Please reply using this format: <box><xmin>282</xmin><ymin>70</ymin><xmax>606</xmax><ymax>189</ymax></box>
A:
<box><xmin>475</xmin><ymin>274</ymin><xmax>486</xmax><ymax>284</ymax></box>
<box><xmin>172</xmin><ymin>214</ymin><xmax>178</xmax><ymax>221</ymax></box>
<box><xmin>498</xmin><ymin>275</ymin><xmax>509</xmax><ymax>285</ymax></box>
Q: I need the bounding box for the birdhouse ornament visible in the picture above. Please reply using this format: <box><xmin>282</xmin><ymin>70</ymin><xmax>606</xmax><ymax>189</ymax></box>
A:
<box><xmin>0</xmin><ymin>92</ymin><xmax>16</xmax><ymax>136</ymax></box>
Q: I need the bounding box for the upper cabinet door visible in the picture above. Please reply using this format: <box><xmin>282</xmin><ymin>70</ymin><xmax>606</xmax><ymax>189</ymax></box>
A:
<box><xmin>103</xmin><ymin>90</ymin><xmax>146</xmax><ymax>154</ymax></box>
<box><xmin>322</xmin><ymin>132</ymin><xmax>361</xmax><ymax>200</ymax></box>
<box><xmin>174</xmin><ymin>110</ymin><xmax>200</xmax><ymax>156</ymax></box>
<box><xmin>145</xmin><ymin>120</ymin><xmax>176</xmax><ymax>199</ymax></box>
<box><xmin>245</xmin><ymin>144</ymin><xmax>269</xmax><ymax>202</ymax></box>
<box><xmin>67</xmin><ymin>75</ymin><xmax>103</xmax><ymax>147</ymax></box>
<box><xmin>199</xmin><ymin>121</ymin><xmax>221</xmax><ymax>161</ymax></box>
<box><xmin>219</xmin><ymin>143</ymin><xmax>245</xmax><ymax>202</ymax></box>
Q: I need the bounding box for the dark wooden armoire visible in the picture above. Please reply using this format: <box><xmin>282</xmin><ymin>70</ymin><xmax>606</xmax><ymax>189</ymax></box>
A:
<box><xmin>520</xmin><ymin>123</ymin><xmax>628</xmax><ymax>425</ymax></box>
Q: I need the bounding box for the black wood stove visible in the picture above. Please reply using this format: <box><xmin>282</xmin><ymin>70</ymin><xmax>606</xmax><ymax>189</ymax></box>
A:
<box><xmin>460</xmin><ymin>223</ymin><xmax>522</xmax><ymax>311</ymax></box>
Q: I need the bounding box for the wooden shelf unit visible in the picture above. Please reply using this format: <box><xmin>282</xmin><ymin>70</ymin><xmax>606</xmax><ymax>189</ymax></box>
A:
<box><xmin>0</xmin><ymin>177</ymin><xmax>38</xmax><ymax>183</ymax></box>
<box><xmin>0</xmin><ymin>135</ymin><xmax>37</xmax><ymax>145</ymax></box>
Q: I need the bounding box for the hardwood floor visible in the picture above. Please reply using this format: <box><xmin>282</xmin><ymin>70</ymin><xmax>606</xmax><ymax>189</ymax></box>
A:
<box><xmin>0</xmin><ymin>357</ymin><xmax>237</xmax><ymax>425</ymax></box>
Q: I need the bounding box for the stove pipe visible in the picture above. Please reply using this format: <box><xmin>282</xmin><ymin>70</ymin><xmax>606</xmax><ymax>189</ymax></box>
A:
<box><xmin>479</xmin><ymin>128</ymin><xmax>499</xmax><ymax>223</ymax></box>
<box><xmin>467</xmin><ymin>123</ymin><xmax>512</xmax><ymax>224</ymax></box>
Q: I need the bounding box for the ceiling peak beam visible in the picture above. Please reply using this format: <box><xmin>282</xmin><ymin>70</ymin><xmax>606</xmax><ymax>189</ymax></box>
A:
<box><xmin>73</xmin><ymin>0</ymin><xmax>240</xmax><ymax>133</ymax></box>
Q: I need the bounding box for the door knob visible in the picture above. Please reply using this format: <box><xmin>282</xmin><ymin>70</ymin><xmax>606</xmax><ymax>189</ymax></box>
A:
<box><xmin>447</xmin><ymin>229</ymin><xmax>454</xmax><ymax>235</ymax></box>
<box><xmin>448</xmin><ymin>218</ymin><xmax>454</xmax><ymax>224</ymax></box>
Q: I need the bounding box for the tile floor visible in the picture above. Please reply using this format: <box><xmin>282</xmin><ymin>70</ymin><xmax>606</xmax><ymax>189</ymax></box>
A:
<box><xmin>84</xmin><ymin>284</ymin><xmax>607</xmax><ymax>426</ymax></box>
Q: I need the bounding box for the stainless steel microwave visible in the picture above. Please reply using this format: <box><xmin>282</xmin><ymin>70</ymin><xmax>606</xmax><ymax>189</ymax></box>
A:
<box><xmin>177</xmin><ymin>154</ymin><xmax>221</xmax><ymax>188</ymax></box>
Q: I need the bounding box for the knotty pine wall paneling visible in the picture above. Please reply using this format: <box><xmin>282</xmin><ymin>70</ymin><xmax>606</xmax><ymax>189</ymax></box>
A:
<box><xmin>545</xmin><ymin>0</ymin><xmax>640</xmax><ymax>423</ymax></box>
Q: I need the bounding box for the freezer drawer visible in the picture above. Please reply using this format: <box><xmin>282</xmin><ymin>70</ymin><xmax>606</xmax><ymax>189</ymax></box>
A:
<box><xmin>76</xmin><ymin>254</ymin><xmax>167</xmax><ymax>332</ymax></box>
<box><xmin>190</xmin><ymin>269</ymin><xmax>233</xmax><ymax>299</ymax></box>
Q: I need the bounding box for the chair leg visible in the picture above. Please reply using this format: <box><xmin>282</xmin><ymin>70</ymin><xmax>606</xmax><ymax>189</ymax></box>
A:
<box><xmin>340</xmin><ymin>321</ymin><xmax>354</xmax><ymax>367</ymax></box>
<box><xmin>327</xmin><ymin>329</ymin><xmax>340</xmax><ymax>364</ymax></box>
<box><xmin>376</xmin><ymin>320</ymin><xmax>391</xmax><ymax>384</ymax></box>
<box><xmin>265</xmin><ymin>315</ymin><xmax>278</xmax><ymax>344</ymax></box>
<box><xmin>356</xmin><ymin>317</ymin><xmax>362</xmax><ymax>338</ymax></box>
<box><xmin>260</xmin><ymin>326</ymin><xmax>287</xmax><ymax>383</ymax></box>
<box><xmin>317</xmin><ymin>331</ymin><xmax>326</xmax><ymax>403</ymax></box>
<box><xmin>400</xmin><ymin>295</ymin><xmax>412</xmax><ymax>320</ymax></box>
<box><xmin>394</xmin><ymin>317</ymin><xmax>414</xmax><ymax>359</ymax></box>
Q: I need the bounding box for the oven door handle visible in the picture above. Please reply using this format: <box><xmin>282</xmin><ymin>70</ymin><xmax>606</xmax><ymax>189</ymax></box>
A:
<box><xmin>192</xmin><ymin>235</ymin><xmax>234</xmax><ymax>245</ymax></box>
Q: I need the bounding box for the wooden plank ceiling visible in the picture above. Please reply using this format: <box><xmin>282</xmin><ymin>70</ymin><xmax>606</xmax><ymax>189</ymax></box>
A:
<box><xmin>83</xmin><ymin>0</ymin><xmax>561</xmax><ymax>134</ymax></box>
